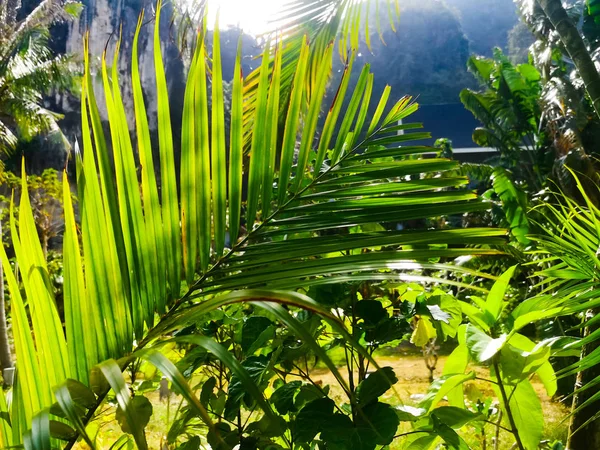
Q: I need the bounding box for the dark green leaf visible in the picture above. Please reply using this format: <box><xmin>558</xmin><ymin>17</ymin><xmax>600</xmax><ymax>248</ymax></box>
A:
<box><xmin>270</xmin><ymin>381</ymin><xmax>302</xmax><ymax>415</ymax></box>
<box><xmin>115</xmin><ymin>396</ymin><xmax>152</xmax><ymax>435</ymax></box>
<box><xmin>293</xmin><ymin>397</ymin><xmax>335</xmax><ymax>443</ymax></box>
<box><xmin>432</xmin><ymin>406</ymin><xmax>483</xmax><ymax>429</ymax></box>
<box><xmin>356</xmin><ymin>367</ymin><xmax>398</xmax><ymax>406</ymax></box>
<box><xmin>242</xmin><ymin>316</ymin><xmax>274</xmax><ymax>354</ymax></box>
<box><xmin>355</xmin><ymin>300</ymin><xmax>388</xmax><ymax>326</ymax></box>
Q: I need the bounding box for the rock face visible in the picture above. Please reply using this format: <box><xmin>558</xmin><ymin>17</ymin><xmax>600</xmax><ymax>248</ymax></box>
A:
<box><xmin>65</xmin><ymin>0</ymin><xmax>186</xmax><ymax>131</ymax></box>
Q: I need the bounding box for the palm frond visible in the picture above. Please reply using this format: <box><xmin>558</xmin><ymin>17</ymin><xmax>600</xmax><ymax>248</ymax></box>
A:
<box><xmin>0</xmin><ymin>3</ymin><xmax>504</xmax><ymax>447</ymax></box>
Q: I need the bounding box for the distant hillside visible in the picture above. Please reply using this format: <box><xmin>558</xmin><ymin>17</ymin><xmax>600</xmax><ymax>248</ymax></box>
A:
<box><xmin>356</xmin><ymin>0</ymin><xmax>475</xmax><ymax>105</ymax></box>
<box><xmin>444</xmin><ymin>0</ymin><xmax>519</xmax><ymax>56</ymax></box>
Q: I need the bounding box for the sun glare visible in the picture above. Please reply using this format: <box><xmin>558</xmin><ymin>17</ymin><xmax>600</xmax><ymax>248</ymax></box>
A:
<box><xmin>205</xmin><ymin>0</ymin><xmax>287</xmax><ymax>35</ymax></box>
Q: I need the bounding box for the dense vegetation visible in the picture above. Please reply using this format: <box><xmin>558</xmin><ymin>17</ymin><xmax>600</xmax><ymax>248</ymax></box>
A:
<box><xmin>3</xmin><ymin>0</ymin><xmax>600</xmax><ymax>449</ymax></box>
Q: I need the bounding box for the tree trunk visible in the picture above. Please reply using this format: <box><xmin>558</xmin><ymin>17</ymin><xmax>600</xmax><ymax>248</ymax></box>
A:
<box><xmin>538</xmin><ymin>0</ymin><xmax>600</xmax><ymax>120</ymax></box>
<box><xmin>0</xmin><ymin>220</ymin><xmax>13</xmax><ymax>386</ymax></box>
<box><xmin>567</xmin><ymin>310</ymin><xmax>600</xmax><ymax>450</ymax></box>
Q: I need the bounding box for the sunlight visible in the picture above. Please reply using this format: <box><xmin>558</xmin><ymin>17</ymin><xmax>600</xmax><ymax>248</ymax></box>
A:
<box><xmin>204</xmin><ymin>0</ymin><xmax>286</xmax><ymax>34</ymax></box>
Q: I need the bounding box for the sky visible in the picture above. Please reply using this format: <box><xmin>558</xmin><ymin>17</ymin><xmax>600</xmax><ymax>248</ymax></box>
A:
<box><xmin>205</xmin><ymin>0</ymin><xmax>287</xmax><ymax>35</ymax></box>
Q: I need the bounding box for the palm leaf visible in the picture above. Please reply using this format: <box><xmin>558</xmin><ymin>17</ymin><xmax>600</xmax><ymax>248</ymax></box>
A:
<box><xmin>2</xmin><ymin>2</ymin><xmax>506</xmax><ymax>446</ymax></box>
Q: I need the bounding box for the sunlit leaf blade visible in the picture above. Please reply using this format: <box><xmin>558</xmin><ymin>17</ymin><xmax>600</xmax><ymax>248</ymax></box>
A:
<box><xmin>133</xmin><ymin>10</ymin><xmax>167</xmax><ymax>312</ymax></box>
<box><xmin>229</xmin><ymin>37</ymin><xmax>244</xmax><ymax>244</ymax></box>
<box><xmin>293</xmin><ymin>42</ymin><xmax>333</xmax><ymax>191</ymax></box>
<box><xmin>261</xmin><ymin>39</ymin><xmax>282</xmax><ymax>218</ymax></box>
<box><xmin>0</xmin><ymin>224</ymin><xmax>45</xmax><ymax>423</ymax></box>
<box><xmin>278</xmin><ymin>35</ymin><xmax>309</xmax><ymax>205</ymax></box>
<box><xmin>211</xmin><ymin>18</ymin><xmax>228</xmax><ymax>256</ymax></box>
<box><xmin>155</xmin><ymin>0</ymin><xmax>182</xmax><ymax>297</ymax></box>
<box><xmin>15</xmin><ymin>166</ymin><xmax>70</xmax><ymax>388</ymax></box>
<box><xmin>63</xmin><ymin>171</ymin><xmax>95</xmax><ymax>384</ymax></box>
<box><xmin>247</xmin><ymin>40</ymin><xmax>272</xmax><ymax>227</ymax></box>
<box><xmin>194</xmin><ymin>33</ymin><xmax>212</xmax><ymax>273</ymax></box>
<box><xmin>102</xmin><ymin>45</ymin><xmax>145</xmax><ymax>340</ymax></box>
<box><xmin>181</xmin><ymin>31</ymin><xmax>200</xmax><ymax>283</ymax></box>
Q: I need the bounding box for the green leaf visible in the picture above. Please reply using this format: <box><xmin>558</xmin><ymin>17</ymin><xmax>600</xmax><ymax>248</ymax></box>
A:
<box><xmin>420</xmin><ymin>372</ymin><xmax>476</xmax><ymax>411</ymax></box>
<box><xmin>154</xmin><ymin>0</ymin><xmax>181</xmax><ymax>296</ymax></box>
<box><xmin>200</xmin><ymin>377</ymin><xmax>217</xmax><ymax>407</ymax></box>
<box><xmin>49</xmin><ymin>421</ymin><xmax>76</xmax><ymax>441</ymax></box>
<box><xmin>356</xmin><ymin>402</ymin><xmax>400</xmax><ymax>445</ymax></box>
<box><xmin>355</xmin><ymin>300</ymin><xmax>388</xmax><ymax>325</ymax></box>
<box><xmin>63</xmin><ymin>379</ymin><xmax>97</xmax><ymax>409</ymax></box>
<box><xmin>270</xmin><ymin>381</ymin><xmax>302</xmax><ymax>415</ymax></box>
<box><xmin>432</xmin><ymin>415</ymin><xmax>470</xmax><ymax>449</ymax></box>
<box><xmin>211</xmin><ymin>19</ymin><xmax>227</xmax><ymax>257</ymax></box>
<box><xmin>432</xmin><ymin>406</ymin><xmax>483</xmax><ymax>429</ymax></box>
<box><xmin>293</xmin><ymin>397</ymin><xmax>335</xmax><ymax>443</ymax></box>
<box><xmin>224</xmin><ymin>355</ymin><xmax>272</xmax><ymax>421</ymax></box>
<box><xmin>242</xmin><ymin>316</ymin><xmax>274</xmax><ymax>354</ymax></box>
<box><xmin>320</xmin><ymin>403</ymin><xmax>399</xmax><ymax>449</ymax></box>
<box><xmin>466</xmin><ymin>324</ymin><xmax>507</xmax><ymax>362</ymax></box>
<box><xmin>356</xmin><ymin>367</ymin><xmax>398</xmax><ymax>406</ymax></box>
<box><xmin>495</xmin><ymin>378</ymin><xmax>543</xmax><ymax>450</ymax></box>
<box><xmin>484</xmin><ymin>265</ymin><xmax>516</xmax><ymax>326</ymax></box>
<box><xmin>504</xmin><ymin>334</ymin><xmax>556</xmax><ymax>396</ymax></box>
<box><xmin>116</xmin><ymin>396</ymin><xmax>152</xmax><ymax>435</ymax></box>
<box><xmin>98</xmin><ymin>360</ymin><xmax>148</xmax><ymax>450</ymax></box>
<box><xmin>406</xmin><ymin>433</ymin><xmax>438</xmax><ymax>450</ymax></box>
<box><xmin>176</xmin><ymin>436</ymin><xmax>201</xmax><ymax>450</ymax></box>
<box><xmin>53</xmin><ymin>382</ymin><xmax>96</xmax><ymax>449</ymax></box>
<box><xmin>442</xmin><ymin>326</ymin><xmax>469</xmax><ymax>407</ymax></box>
<box><xmin>411</xmin><ymin>317</ymin><xmax>436</xmax><ymax>347</ymax></box>
<box><xmin>229</xmin><ymin>37</ymin><xmax>244</xmax><ymax>244</ymax></box>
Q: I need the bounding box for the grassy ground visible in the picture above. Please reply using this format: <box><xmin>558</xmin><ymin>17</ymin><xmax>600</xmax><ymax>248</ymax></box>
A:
<box><xmin>83</xmin><ymin>349</ymin><xmax>569</xmax><ymax>449</ymax></box>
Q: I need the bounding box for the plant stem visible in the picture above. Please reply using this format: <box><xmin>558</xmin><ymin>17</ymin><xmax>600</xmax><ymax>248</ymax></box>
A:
<box><xmin>493</xmin><ymin>358</ymin><xmax>524</xmax><ymax>450</ymax></box>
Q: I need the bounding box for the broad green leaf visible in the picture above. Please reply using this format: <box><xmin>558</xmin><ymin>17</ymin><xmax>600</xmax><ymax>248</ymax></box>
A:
<box><xmin>466</xmin><ymin>324</ymin><xmax>507</xmax><ymax>362</ymax></box>
<box><xmin>270</xmin><ymin>381</ymin><xmax>302</xmax><ymax>415</ymax></box>
<box><xmin>442</xmin><ymin>326</ymin><xmax>469</xmax><ymax>407</ymax></box>
<box><xmin>294</xmin><ymin>397</ymin><xmax>335</xmax><ymax>443</ymax></box>
<box><xmin>241</xmin><ymin>316</ymin><xmax>274</xmax><ymax>354</ymax></box>
<box><xmin>356</xmin><ymin>367</ymin><xmax>398</xmax><ymax>406</ymax></box>
<box><xmin>115</xmin><ymin>396</ymin><xmax>152</xmax><ymax>435</ymax></box>
<box><xmin>505</xmin><ymin>334</ymin><xmax>557</xmax><ymax>396</ymax></box>
<box><xmin>420</xmin><ymin>372</ymin><xmax>476</xmax><ymax>411</ymax></box>
<box><xmin>432</xmin><ymin>406</ymin><xmax>483</xmax><ymax>429</ymax></box>
<box><xmin>484</xmin><ymin>265</ymin><xmax>516</xmax><ymax>326</ymax></box>
<box><xmin>494</xmin><ymin>378</ymin><xmax>543</xmax><ymax>450</ymax></box>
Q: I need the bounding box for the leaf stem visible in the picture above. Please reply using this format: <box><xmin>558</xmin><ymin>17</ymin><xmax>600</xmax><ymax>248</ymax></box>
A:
<box><xmin>493</xmin><ymin>357</ymin><xmax>525</xmax><ymax>450</ymax></box>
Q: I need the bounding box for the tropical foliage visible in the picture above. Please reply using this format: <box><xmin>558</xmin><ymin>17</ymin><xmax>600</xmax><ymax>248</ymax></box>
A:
<box><xmin>0</xmin><ymin>1</ymin><xmax>517</xmax><ymax>449</ymax></box>
<box><xmin>0</xmin><ymin>0</ymin><xmax>80</xmax><ymax>155</ymax></box>
<box><xmin>5</xmin><ymin>0</ymin><xmax>600</xmax><ymax>449</ymax></box>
